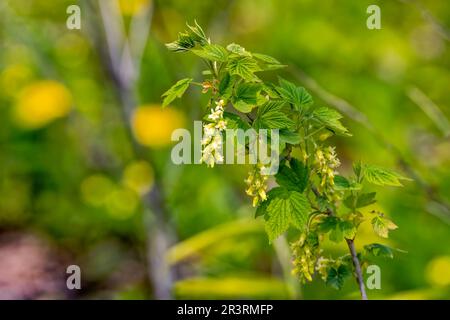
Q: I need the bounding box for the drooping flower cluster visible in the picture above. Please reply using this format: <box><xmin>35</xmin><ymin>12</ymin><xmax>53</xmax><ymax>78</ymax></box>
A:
<box><xmin>315</xmin><ymin>256</ymin><xmax>333</xmax><ymax>281</ymax></box>
<box><xmin>291</xmin><ymin>232</ymin><xmax>320</xmax><ymax>282</ymax></box>
<box><xmin>245</xmin><ymin>163</ymin><xmax>269</xmax><ymax>207</ymax></box>
<box><xmin>200</xmin><ymin>99</ymin><xmax>227</xmax><ymax>167</ymax></box>
<box><xmin>314</xmin><ymin>146</ymin><xmax>341</xmax><ymax>193</ymax></box>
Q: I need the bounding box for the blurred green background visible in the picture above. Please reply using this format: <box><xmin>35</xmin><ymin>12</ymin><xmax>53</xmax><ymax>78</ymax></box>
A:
<box><xmin>0</xmin><ymin>0</ymin><xmax>449</xmax><ymax>299</ymax></box>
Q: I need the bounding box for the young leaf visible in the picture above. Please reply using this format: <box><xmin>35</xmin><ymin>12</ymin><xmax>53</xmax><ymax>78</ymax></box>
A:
<box><xmin>255</xmin><ymin>187</ymin><xmax>287</xmax><ymax>218</ymax></box>
<box><xmin>275</xmin><ymin>159</ymin><xmax>308</xmax><ymax>193</ymax></box>
<box><xmin>289</xmin><ymin>190</ymin><xmax>311</xmax><ymax>230</ymax></box>
<box><xmin>254</xmin><ymin>101</ymin><xmax>294</xmax><ymax>129</ymax></box>
<box><xmin>363</xmin><ymin>165</ymin><xmax>411</xmax><ymax>187</ymax></box>
<box><xmin>161</xmin><ymin>78</ymin><xmax>193</xmax><ymax>107</ymax></box>
<box><xmin>234</xmin><ymin>83</ymin><xmax>261</xmax><ymax>104</ymax></box>
<box><xmin>313</xmin><ymin>107</ymin><xmax>351</xmax><ymax>136</ymax></box>
<box><xmin>226</xmin><ymin>43</ymin><xmax>251</xmax><ymax>56</ymax></box>
<box><xmin>319</xmin><ymin>216</ymin><xmax>356</xmax><ymax>242</ymax></box>
<box><xmin>265</xmin><ymin>196</ymin><xmax>292</xmax><ymax>242</ymax></box>
<box><xmin>364</xmin><ymin>243</ymin><xmax>395</xmax><ymax>259</ymax></box>
<box><xmin>277</xmin><ymin>78</ymin><xmax>313</xmax><ymax>110</ymax></box>
<box><xmin>218</xmin><ymin>72</ymin><xmax>232</xmax><ymax>96</ymax></box>
<box><xmin>253</xmin><ymin>53</ymin><xmax>286</xmax><ymax>71</ymax></box>
<box><xmin>191</xmin><ymin>44</ymin><xmax>228</xmax><ymax>62</ymax></box>
<box><xmin>227</xmin><ymin>56</ymin><xmax>260</xmax><ymax>82</ymax></box>
<box><xmin>186</xmin><ymin>20</ymin><xmax>208</xmax><ymax>45</ymax></box>
<box><xmin>326</xmin><ymin>265</ymin><xmax>351</xmax><ymax>290</ymax></box>
<box><xmin>265</xmin><ymin>189</ymin><xmax>311</xmax><ymax>242</ymax></box>
<box><xmin>279</xmin><ymin>130</ymin><xmax>302</xmax><ymax>145</ymax></box>
<box><xmin>356</xmin><ymin>192</ymin><xmax>377</xmax><ymax>208</ymax></box>
<box><xmin>333</xmin><ymin>175</ymin><xmax>350</xmax><ymax>190</ymax></box>
<box><xmin>166</xmin><ymin>32</ymin><xmax>196</xmax><ymax>52</ymax></box>
<box><xmin>344</xmin><ymin>192</ymin><xmax>377</xmax><ymax>210</ymax></box>
<box><xmin>371</xmin><ymin>214</ymin><xmax>398</xmax><ymax>238</ymax></box>
<box><xmin>223</xmin><ymin>112</ymin><xmax>251</xmax><ymax>130</ymax></box>
<box><xmin>253</xmin><ymin>53</ymin><xmax>281</xmax><ymax>65</ymax></box>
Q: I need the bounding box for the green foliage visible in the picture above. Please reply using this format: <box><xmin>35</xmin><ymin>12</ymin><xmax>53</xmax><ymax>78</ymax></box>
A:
<box><xmin>277</xmin><ymin>77</ymin><xmax>313</xmax><ymax>110</ymax></box>
<box><xmin>254</xmin><ymin>101</ymin><xmax>294</xmax><ymax>129</ymax></box>
<box><xmin>313</xmin><ymin>107</ymin><xmax>350</xmax><ymax>136</ymax></box>
<box><xmin>264</xmin><ymin>188</ymin><xmax>311</xmax><ymax>242</ymax></box>
<box><xmin>363</xmin><ymin>164</ymin><xmax>411</xmax><ymax>186</ymax></box>
<box><xmin>191</xmin><ymin>44</ymin><xmax>228</xmax><ymax>62</ymax></box>
<box><xmin>275</xmin><ymin>159</ymin><xmax>309</xmax><ymax>193</ymax></box>
<box><xmin>319</xmin><ymin>216</ymin><xmax>356</xmax><ymax>243</ymax></box>
<box><xmin>364</xmin><ymin>243</ymin><xmax>395</xmax><ymax>259</ymax></box>
<box><xmin>164</xmin><ymin>22</ymin><xmax>411</xmax><ymax>297</ymax></box>
<box><xmin>161</xmin><ymin>78</ymin><xmax>192</xmax><ymax>107</ymax></box>
<box><xmin>371</xmin><ymin>212</ymin><xmax>398</xmax><ymax>238</ymax></box>
<box><xmin>326</xmin><ymin>264</ymin><xmax>351</xmax><ymax>290</ymax></box>
<box><xmin>232</xmin><ymin>83</ymin><xmax>261</xmax><ymax>113</ymax></box>
<box><xmin>227</xmin><ymin>56</ymin><xmax>261</xmax><ymax>82</ymax></box>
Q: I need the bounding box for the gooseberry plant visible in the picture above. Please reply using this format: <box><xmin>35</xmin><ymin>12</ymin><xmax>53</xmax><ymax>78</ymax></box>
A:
<box><xmin>162</xmin><ymin>22</ymin><xmax>410</xmax><ymax>299</ymax></box>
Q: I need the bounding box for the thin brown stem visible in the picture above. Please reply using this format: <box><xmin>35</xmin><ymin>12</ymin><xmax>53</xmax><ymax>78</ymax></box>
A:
<box><xmin>345</xmin><ymin>238</ymin><xmax>368</xmax><ymax>300</ymax></box>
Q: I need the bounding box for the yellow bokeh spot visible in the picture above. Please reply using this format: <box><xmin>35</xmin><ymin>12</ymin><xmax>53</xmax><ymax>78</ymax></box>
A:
<box><xmin>123</xmin><ymin>160</ymin><xmax>154</xmax><ymax>195</ymax></box>
<box><xmin>105</xmin><ymin>187</ymin><xmax>139</xmax><ymax>219</ymax></box>
<box><xmin>132</xmin><ymin>104</ymin><xmax>185</xmax><ymax>148</ymax></box>
<box><xmin>14</xmin><ymin>80</ymin><xmax>72</xmax><ymax>129</ymax></box>
<box><xmin>80</xmin><ymin>174</ymin><xmax>115</xmax><ymax>207</ymax></box>
<box><xmin>119</xmin><ymin>0</ymin><xmax>150</xmax><ymax>16</ymax></box>
<box><xmin>425</xmin><ymin>256</ymin><xmax>450</xmax><ymax>287</ymax></box>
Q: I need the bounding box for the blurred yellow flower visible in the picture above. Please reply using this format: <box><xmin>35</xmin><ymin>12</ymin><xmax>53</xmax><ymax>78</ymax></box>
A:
<box><xmin>122</xmin><ymin>160</ymin><xmax>154</xmax><ymax>195</ymax></box>
<box><xmin>132</xmin><ymin>104</ymin><xmax>185</xmax><ymax>148</ymax></box>
<box><xmin>425</xmin><ymin>256</ymin><xmax>450</xmax><ymax>287</ymax></box>
<box><xmin>119</xmin><ymin>0</ymin><xmax>150</xmax><ymax>16</ymax></box>
<box><xmin>14</xmin><ymin>80</ymin><xmax>72</xmax><ymax>129</ymax></box>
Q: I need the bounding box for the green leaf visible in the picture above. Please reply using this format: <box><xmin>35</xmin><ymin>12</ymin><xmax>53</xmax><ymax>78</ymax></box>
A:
<box><xmin>313</xmin><ymin>107</ymin><xmax>351</xmax><ymax>136</ymax></box>
<box><xmin>275</xmin><ymin>159</ymin><xmax>308</xmax><ymax>193</ymax></box>
<box><xmin>234</xmin><ymin>83</ymin><xmax>261</xmax><ymax>104</ymax></box>
<box><xmin>253</xmin><ymin>53</ymin><xmax>281</xmax><ymax>65</ymax></box>
<box><xmin>253</xmin><ymin>53</ymin><xmax>286</xmax><ymax>71</ymax></box>
<box><xmin>223</xmin><ymin>112</ymin><xmax>251</xmax><ymax>130</ymax></box>
<box><xmin>186</xmin><ymin>20</ymin><xmax>208</xmax><ymax>45</ymax></box>
<box><xmin>265</xmin><ymin>197</ymin><xmax>291</xmax><ymax>242</ymax></box>
<box><xmin>363</xmin><ymin>165</ymin><xmax>411</xmax><ymax>187</ymax></box>
<box><xmin>227</xmin><ymin>57</ymin><xmax>260</xmax><ymax>82</ymax></box>
<box><xmin>277</xmin><ymin>78</ymin><xmax>313</xmax><ymax>110</ymax></box>
<box><xmin>233</xmin><ymin>100</ymin><xmax>253</xmax><ymax>113</ymax></box>
<box><xmin>334</xmin><ymin>175</ymin><xmax>350</xmax><ymax>190</ymax></box>
<box><xmin>255</xmin><ymin>187</ymin><xmax>287</xmax><ymax>218</ymax></box>
<box><xmin>364</xmin><ymin>243</ymin><xmax>395</xmax><ymax>259</ymax></box>
<box><xmin>166</xmin><ymin>32</ymin><xmax>196</xmax><ymax>52</ymax></box>
<box><xmin>319</xmin><ymin>216</ymin><xmax>356</xmax><ymax>243</ymax></box>
<box><xmin>289</xmin><ymin>191</ymin><xmax>311</xmax><ymax>229</ymax></box>
<box><xmin>264</xmin><ymin>188</ymin><xmax>311</xmax><ymax>242</ymax></box>
<box><xmin>344</xmin><ymin>192</ymin><xmax>377</xmax><ymax>210</ymax></box>
<box><xmin>161</xmin><ymin>78</ymin><xmax>192</xmax><ymax>107</ymax></box>
<box><xmin>262</xmin><ymin>83</ymin><xmax>281</xmax><ymax>99</ymax></box>
<box><xmin>232</xmin><ymin>83</ymin><xmax>261</xmax><ymax>113</ymax></box>
<box><xmin>371</xmin><ymin>214</ymin><xmax>398</xmax><ymax>238</ymax></box>
<box><xmin>290</xmin><ymin>158</ymin><xmax>309</xmax><ymax>192</ymax></box>
<box><xmin>356</xmin><ymin>192</ymin><xmax>377</xmax><ymax>208</ymax></box>
<box><xmin>353</xmin><ymin>161</ymin><xmax>362</xmax><ymax>179</ymax></box>
<box><xmin>279</xmin><ymin>130</ymin><xmax>302</xmax><ymax>144</ymax></box>
<box><xmin>218</xmin><ymin>72</ymin><xmax>232</xmax><ymax>96</ymax></box>
<box><xmin>254</xmin><ymin>101</ymin><xmax>294</xmax><ymax>129</ymax></box>
<box><xmin>226</xmin><ymin>43</ymin><xmax>251</xmax><ymax>56</ymax></box>
<box><xmin>326</xmin><ymin>265</ymin><xmax>351</xmax><ymax>290</ymax></box>
<box><xmin>191</xmin><ymin>44</ymin><xmax>228</xmax><ymax>62</ymax></box>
